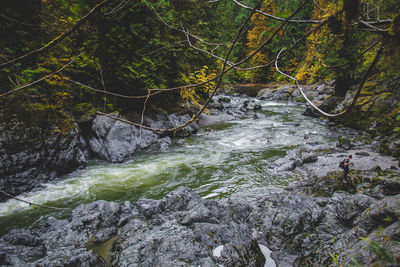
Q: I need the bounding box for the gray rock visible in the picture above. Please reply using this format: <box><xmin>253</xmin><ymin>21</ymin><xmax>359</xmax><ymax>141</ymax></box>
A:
<box><xmin>381</xmin><ymin>178</ymin><xmax>400</xmax><ymax>195</ymax></box>
<box><xmin>0</xmin><ymin>122</ymin><xmax>89</xmax><ymax>201</ymax></box>
<box><xmin>0</xmin><ymin>187</ymin><xmax>265</xmax><ymax>266</ymax></box>
<box><xmin>89</xmin><ymin>113</ymin><xmax>159</xmax><ymax>162</ymax></box>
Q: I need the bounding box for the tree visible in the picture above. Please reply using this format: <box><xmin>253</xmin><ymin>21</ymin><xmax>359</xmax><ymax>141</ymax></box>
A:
<box><xmin>0</xmin><ymin>0</ymin><xmax>399</xmax><ymax>133</ymax></box>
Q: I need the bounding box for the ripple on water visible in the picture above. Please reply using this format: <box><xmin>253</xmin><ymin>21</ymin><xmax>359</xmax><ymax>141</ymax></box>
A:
<box><xmin>0</xmin><ymin>100</ymin><xmax>340</xmax><ymax>233</ymax></box>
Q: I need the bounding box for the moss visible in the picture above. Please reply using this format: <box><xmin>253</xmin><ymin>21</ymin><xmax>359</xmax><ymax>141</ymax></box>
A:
<box><xmin>333</xmin><ymin>89</ymin><xmax>397</xmax><ymax>134</ymax></box>
<box><xmin>86</xmin><ymin>235</ymin><xmax>116</xmax><ymax>263</ymax></box>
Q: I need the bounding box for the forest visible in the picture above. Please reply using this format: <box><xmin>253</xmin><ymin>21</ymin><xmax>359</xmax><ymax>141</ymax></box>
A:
<box><xmin>1</xmin><ymin>0</ymin><xmax>399</xmax><ymax>135</ymax></box>
<box><xmin>1</xmin><ymin>1</ymin><xmax>400</xmax><ymax>266</ymax></box>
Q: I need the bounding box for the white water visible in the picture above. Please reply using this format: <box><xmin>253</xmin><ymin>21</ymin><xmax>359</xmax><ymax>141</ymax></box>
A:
<box><xmin>0</xmin><ymin>100</ymin><xmax>344</xmax><ymax>233</ymax></box>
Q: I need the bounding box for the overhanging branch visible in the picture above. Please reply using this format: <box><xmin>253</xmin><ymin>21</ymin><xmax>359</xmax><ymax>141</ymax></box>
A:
<box><xmin>0</xmin><ymin>0</ymin><xmax>110</xmax><ymax>69</ymax></box>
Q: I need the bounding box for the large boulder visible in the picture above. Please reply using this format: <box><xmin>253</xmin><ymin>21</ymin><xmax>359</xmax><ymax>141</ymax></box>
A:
<box><xmin>145</xmin><ymin>113</ymin><xmax>200</xmax><ymax>137</ymax></box>
<box><xmin>88</xmin><ymin>113</ymin><xmax>161</xmax><ymax>163</ymax></box>
<box><xmin>88</xmin><ymin>113</ymin><xmax>178</xmax><ymax>163</ymax></box>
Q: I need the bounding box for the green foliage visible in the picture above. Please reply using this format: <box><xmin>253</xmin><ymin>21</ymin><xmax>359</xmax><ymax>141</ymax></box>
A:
<box><xmin>180</xmin><ymin>66</ymin><xmax>217</xmax><ymax>111</ymax></box>
<box><xmin>0</xmin><ymin>0</ymin><xmax>399</xmax><ymax>135</ymax></box>
<box><xmin>360</xmin><ymin>237</ymin><xmax>394</xmax><ymax>265</ymax></box>
<box><xmin>245</xmin><ymin>0</ymin><xmax>314</xmax><ymax>83</ymax></box>
<box><xmin>330</xmin><ymin>252</ymin><xmax>343</xmax><ymax>267</ymax></box>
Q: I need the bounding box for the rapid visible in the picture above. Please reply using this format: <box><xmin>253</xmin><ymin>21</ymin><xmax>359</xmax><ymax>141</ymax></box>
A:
<box><xmin>0</xmin><ymin>98</ymin><xmax>343</xmax><ymax>235</ymax></box>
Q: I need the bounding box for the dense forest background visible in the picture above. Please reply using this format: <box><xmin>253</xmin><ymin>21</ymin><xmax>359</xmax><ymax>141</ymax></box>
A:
<box><xmin>0</xmin><ymin>0</ymin><xmax>399</xmax><ymax>135</ymax></box>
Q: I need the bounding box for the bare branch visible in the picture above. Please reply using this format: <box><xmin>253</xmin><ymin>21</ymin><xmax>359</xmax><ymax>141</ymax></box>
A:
<box><xmin>0</xmin><ymin>13</ymin><xmax>48</xmax><ymax>28</ymax></box>
<box><xmin>0</xmin><ymin>0</ymin><xmax>110</xmax><ymax>69</ymax></box>
<box><xmin>149</xmin><ymin>3</ymin><xmax>230</xmax><ymax>46</ymax></box>
<box><xmin>0</xmin><ymin>53</ymin><xmax>83</xmax><ymax>98</ymax></box>
<box><xmin>96</xmin><ymin>0</ymin><xmax>311</xmax><ymax>133</ymax></box>
<box><xmin>104</xmin><ymin>0</ymin><xmax>131</xmax><ymax>15</ymax></box>
<box><xmin>232</xmin><ymin>0</ymin><xmax>322</xmax><ymax>24</ymax></box>
<box><xmin>275</xmin><ymin>45</ymin><xmax>383</xmax><ymax>117</ymax></box>
<box><xmin>181</xmin><ymin>24</ymin><xmax>236</xmax><ymax>66</ymax></box>
<box><xmin>232</xmin><ymin>9</ymin><xmax>342</xmax><ymax>71</ymax></box>
<box><xmin>140</xmin><ymin>89</ymin><xmax>151</xmax><ymax>141</ymax></box>
<box><xmin>64</xmin><ymin>78</ymin><xmax>159</xmax><ymax>99</ymax></box>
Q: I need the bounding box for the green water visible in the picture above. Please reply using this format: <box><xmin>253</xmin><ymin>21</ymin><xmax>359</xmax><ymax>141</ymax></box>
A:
<box><xmin>0</xmin><ymin>100</ymin><xmax>338</xmax><ymax>235</ymax></box>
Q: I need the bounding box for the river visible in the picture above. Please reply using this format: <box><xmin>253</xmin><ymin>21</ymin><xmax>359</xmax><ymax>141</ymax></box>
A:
<box><xmin>0</xmin><ymin>99</ymin><xmax>345</xmax><ymax>235</ymax></box>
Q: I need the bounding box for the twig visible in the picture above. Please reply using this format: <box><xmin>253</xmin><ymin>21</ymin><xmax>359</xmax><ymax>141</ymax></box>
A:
<box><xmin>274</xmin><ymin>44</ymin><xmax>383</xmax><ymax>117</ymax></box>
<box><xmin>0</xmin><ymin>189</ymin><xmax>72</xmax><ymax>211</ymax></box>
<box><xmin>0</xmin><ymin>53</ymin><xmax>83</xmax><ymax>98</ymax></box>
<box><xmin>0</xmin><ymin>0</ymin><xmax>110</xmax><ymax>69</ymax></box>
<box><xmin>139</xmin><ymin>89</ymin><xmax>151</xmax><ymax>141</ymax></box>
<box><xmin>65</xmin><ymin>78</ymin><xmax>156</xmax><ymax>99</ymax></box>
<box><xmin>149</xmin><ymin>3</ymin><xmax>230</xmax><ymax>46</ymax></box>
<box><xmin>0</xmin><ymin>13</ymin><xmax>48</xmax><ymax>28</ymax></box>
<box><xmin>104</xmin><ymin>0</ymin><xmax>131</xmax><ymax>15</ymax></box>
<box><xmin>232</xmin><ymin>0</ymin><xmax>321</xmax><ymax>24</ymax></box>
<box><xmin>99</xmin><ymin>65</ymin><xmax>106</xmax><ymax>111</ymax></box>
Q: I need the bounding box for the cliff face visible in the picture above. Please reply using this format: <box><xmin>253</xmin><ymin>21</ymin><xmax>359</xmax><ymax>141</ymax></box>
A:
<box><xmin>0</xmin><ymin>121</ymin><xmax>89</xmax><ymax>201</ymax></box>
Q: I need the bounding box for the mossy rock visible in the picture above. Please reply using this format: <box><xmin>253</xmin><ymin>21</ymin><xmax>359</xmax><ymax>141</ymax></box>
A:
<box><xmin>303</xmin><ymin>171</ymin><xmax>357</xmax><ymax>197</ymax></box>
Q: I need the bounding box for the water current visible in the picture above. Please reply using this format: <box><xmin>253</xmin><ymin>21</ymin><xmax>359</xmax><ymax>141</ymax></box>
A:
<box><xmin>0</xmin><ymin>99</ymin><xmax>341</xmax><ymax>235</ymax></box>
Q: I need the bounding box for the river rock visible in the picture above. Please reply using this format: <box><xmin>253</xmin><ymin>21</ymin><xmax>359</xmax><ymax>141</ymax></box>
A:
<box><xmin>89</xmin><ymin>113</ymin><xmax>157</xmax><ymax>162</ymax></box>
<box><xmin>145</xmin><ymin>113</ymin><xmax>200</xmax><ymax>137</ymax></box>
<box><xmin>111</xmin><ymin>187</ymin><xmax>264</xmax><ymax>266</ymax></box>
<box><xmin>88</xmin><ymin>113</ymin><xmax>183</xmax><ymax>163</ymax></box>
<box><xmin>0</xmin><ymin>121</ymin><xmax>89</xmax><ymax>201</ymax></box>
<box><xmin>258</xmin><ymin>85</ymin><xmax>294</xmax><ymax>101</ymax></box>
<box><xmin>0</xmin><ymin>187</ymin><xmax>265</xmax><ymax>266</ymax></box>
<box><xmin>0</xmin><ymin>180</ymin><xmax>399</xmax><ymax>266</ymax></box>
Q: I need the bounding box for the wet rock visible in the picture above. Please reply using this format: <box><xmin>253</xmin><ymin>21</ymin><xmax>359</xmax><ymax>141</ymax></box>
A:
<box><xmin>0</xmin><ymin>122</ymin><xmax>89</xmax><ymax>201</ymax></box>
<box><xmin>111</xmin><ymin>187</ymin><xmax>264</xmax><ymax>266</ymax></box>
<box><xmin>355</xmin><ymin>151</ymin><xmax>370</xmax><ymax>156</ymax></box>
<box><xmin>381</xmin><ymin>178</ymin><xmax>400</xmax><ymax>195</ymax></box>
<box><xmin>0</xmin><ymin>187</ymin><xmax>266</xmax><ymax>266</ymax></box>
<box><xmin>89</xmin><ymin>113</ymin><xmax>196</xmax><ymax>163</ymax></box>
<box><xmin>217</xmin><ymin>96</ymin><xmax>231</xmax><ymax>103</ymax></box>
<box><xmin>257</xmin><ymin>85</ymin><xmax>295</xmax><ymax>101</ymax></box>
<box><xmin>337</xmin><ymin>136</ymin><xmax>355</xmax><ymax>150</ymax></box>
<box><xmin>302</xmin><ymin>107</ymin><xmax>321</xmax><ymax>118</ymax></box>
<box><xmin>146</xmin><ymin>113</ymin><xmax>199</xmax><ymax>137</ymax></box>
<box><xmin>354</xmin><ymin>195</ymin><xmax>400</xmax><ymax>234</ymax></box>
<box><xmin>89</xmin><ymin>113</ymin><xmax>159</xmax><ymax>163</ymax></box>
<box><xmin>245</xmin><ymin>99</ymin><xmax>262</xmax><ymax>110</ymax></box>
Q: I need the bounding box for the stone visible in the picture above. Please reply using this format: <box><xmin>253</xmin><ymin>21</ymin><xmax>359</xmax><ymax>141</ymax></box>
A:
<box><xmin>0</xmin><ymin>122</ymin><xmax>89</xmax><ymax>201</ymax></box>
<box><xmin>381</xmin><ymin>178</ymin><xmax>400</xmax><ymax>195</ymax></box>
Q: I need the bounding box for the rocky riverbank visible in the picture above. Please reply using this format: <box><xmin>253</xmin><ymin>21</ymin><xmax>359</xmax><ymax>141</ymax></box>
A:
<box><xmin>1</xmin><ymin>83</ymin><xmax>400</xmax><ymax>266</ymax></box>
<box><xmin>0</xmin><ymin>92</ymin><xmax>256</xmax><ymax>202</ymax></box>
<box><xmin>3</xmin><ymin>81</ymin><xmax>399</xmax><ymax>201</ymax></box>
<box><xmin>1</xmin><ymin>165</ymin><xmax>399</xmax><ymax>267</ymax></box>
<box><xmin>0</xmin><ymin>112</ymin><xmax>200</xmax><ymax>201</ymax></box>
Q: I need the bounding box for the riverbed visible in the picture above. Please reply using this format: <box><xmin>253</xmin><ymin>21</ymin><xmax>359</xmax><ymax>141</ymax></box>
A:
<box><xmin>0</xmin><ymin>98</ymin><xmax>363</xmax><ymax>235</ymax></box>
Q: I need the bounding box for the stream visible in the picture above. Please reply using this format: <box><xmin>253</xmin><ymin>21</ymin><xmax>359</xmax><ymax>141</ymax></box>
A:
<box><xmin>0</xmin><ymin>99</ymin><xmax>349</xmax><ymax>235</ymax></box>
